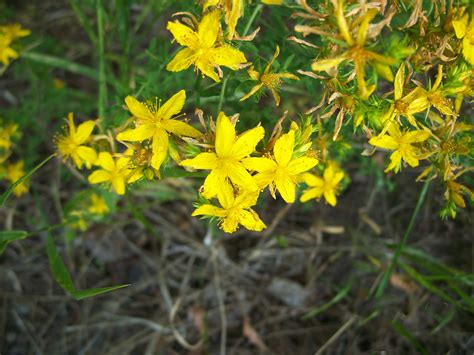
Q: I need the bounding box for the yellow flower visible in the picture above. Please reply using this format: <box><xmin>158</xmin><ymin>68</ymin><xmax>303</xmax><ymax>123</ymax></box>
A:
<box><xmin>452</xmin><ymin>11</ymin><xmax>474</xmax><ymax>66</ymax></box>
<box><xmin>180</xmin><ymin>111</ymin><xmax>264</xmax><ymax>199</ymax></box>
<box><xmin>369</xmin><ymin>124</ymin><xmax>430</xmax><ymax>173</ymax></box>
<box><xmin>240</xmin><ymin>46</ymin><xmax>299</xmax><ymax>106</ymax></box>
<box><xmin>203</xmin><ymin>0</ymin><xmax>243</xmax><ymax>40</ymax></box>
<box><xmin>166</xmin><ymin>10</ymin><xmax>247</xmax><ymax>82</ymax></box>
<box><xmin>300</xmin><ymin>162</ymin><xmax>345</xmax><ymax>206</ymax></box>
<box><xmin>2</xmin><ymin>160</ymin><xmax>28</xmax><ymax>196</ymax></box>
<box><xmin>243</xmin><ymin>130</ymin><xmax>318</xmax><ymax>203</ymax></box>
<box><xmin>117</xmin><ymin>90</ymin><xmax>201</xmax><ymax>171</ymax></box>
<box><xmin>193</xmin><ymin>188</ymin><xmax>265</xmax><ymax>233</ymax></box>
<box><xmin>56</xmin><ymin>113</ymin><xmax>97</xmax><ymax>169</ymax></box>
<box><xmin>0</xmin><ymin>34</ymin><xmax>18</xmax><ymax>66</ymax></box>
<box><xmin>380</xmin><ymin>64</ymin><xmax>430</xmax><ymax>130</ymax></box>
<box><xmin>310</xmin><ymin>2</ymin><xmax>395</xmax><ymax>100</ymax></box>
<box><xmin>0</xmin><ymin>122</ymin><xmax>19</xmax><ymax>163</ymax></box>
<box><xmin>419</xmin><ymin>65</ymin><xmax>455</xmax><ymax>116</ymax></box>
<box><xmin>88</xmin><ymin>151</ymin><xmax>142</xmax><ymax>195</ymax></box>
<box><xmin>88</xmin><ymin>193</ymin><xmax>109</xmax><ymax>215</ymax></box>
<box><xmin>0</xmin><ymin>23</ymin><xmax>31</xmax><ymax>40</ymax></box>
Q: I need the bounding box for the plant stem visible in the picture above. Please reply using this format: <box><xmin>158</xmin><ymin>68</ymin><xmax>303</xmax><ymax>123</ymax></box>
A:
<box><xmin>374</xmin><ymin>178</ymin><xmax>431</xmax><ymax>298</ymax></box>
<box><xmin>96</xmin><ymin>0</ymin><xmax>108</xmax><ymax>121</ymax></box>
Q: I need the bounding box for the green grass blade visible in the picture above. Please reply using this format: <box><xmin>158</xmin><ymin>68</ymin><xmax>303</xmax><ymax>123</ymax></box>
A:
<box><xmin>22</xmin><ymin>52</ymin><xmax>98</xmax><ymax>79</ymax></box>
<box><xmin>303</xmin><ymin>281</ymin><xmax>352</xmax><ymax>319</ymax></box>
<box><xmin>375</xmin><ymin>178</ymin><xmax>431</xmax><ymax>298</ymax></box>
<box><xmin>0</xmin><ymin>230</ymin><xmax>28</xmax><ymax>254</ymax></box>
<box><xmin>391</xmin><ymin>320</ymin><xmax>427</xmax><ymax>354</ymax></box>
<box><xmin>47</xmin><ymin>236</ymin><xmax>129</xmax><ymax>300</ymax></box>
<box><xmin>96</xmin><ymin>0</ymin><xmax>108</xmax><ymax>121</ymax></box>
<box><xmin>68</xmin><ymin>0</ymin><xmax>98</xmax><ymax>46</ymax></box>
<box><xmin>0</xmin><ymin>154</ymin><xmax>55</xmax><ymax>207</ymax></box>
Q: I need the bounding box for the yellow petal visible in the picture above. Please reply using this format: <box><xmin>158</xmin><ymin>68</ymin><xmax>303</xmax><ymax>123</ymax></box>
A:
<box><xmin>302</xmin><ymin>172</ymin><xmax>323</xmax><ymax>187</ymax></box>
<box><xmin>274</xmin><ymin>130</ymin><xmax>295</xmax><ymax>166</ymax></box>
<box><xmin>125</xmin><ymin>96</ymin><xmax>154</xmax><ymax>121</ymax></box>
<box><xmin>166</xmin><ymin>21</ymin><xmax>199</xmax><ymax>48</ymax></box>
<box><xmin>401</xmin><ymin>147</ymin><xmax>419</xmax><ymax>167</ymax></box>
<box><xmin>227</xmin><ymin>163</ymin><xmax>258</xmax><ymax>190</ymax></box>
<box><xmin>151</xmin><ymin>129</ymin><xmax>169</xmax><ymax>170</ymax></box>
<box><xmin>162</xmin><ymin>119</ymin><xmax>201</xmax><ymax>138</ymax></box>
<box><xmin>195</xmin><ymin>58</ymin><xmax>220</xmax><ymax>82</ymax></box>
<box><xmin>386</xmin><ymin>151</ymin><xmax>402</xmax><ymax>172</ymax></box>
<box><xmin>88</xmin><ymin>169</ymin><xmax>111</xmax><ymax>184</ymax></box>
<box><xmin>117</xmin><ymin>124</ymin><xmax>155</xmax><ymax>141</ymax></box>
<box><xmin>221</xmin><ymin>214</ymin><xmax>240</xmax><ymax>233</ymax></box>
<box><xmin>76</xmin><ymin>146</ymin><xmax>97</xmax><ymax>165</ymax></box>
<box><xmin>217</xmin><ymin>180</ymin><xmax>235</xmax><ymax>209</ymax></box>
<box><xmin>156</xmin><ymin>90</ymin><xmax>186</xmax><ymax>121</ymax></box>
<box><xmin>369</xmin><ymin>135</ymin><xmax>398</xmax><ymax>150</ymax></box>
<box><xmin>96</xmin><ymin>152</ymin><xmax>115</xmax><ymax>171</ymax></box>
<box><xmin>404</xmin><ymin>130</ymin><xmax>429</xmax><ymax>143</ymax></box>
<box><xmin>324</xmin><ymin>190</ymin><xmax>337</xmax><ymax>206</ymax></box>
<box><xmin>452</xmin><ymin>15</ymin><xmax>468</xmax><ymax>39</ymax></box>
<box><xmin>198</xmin><ymin>10</ymin><xmax>221</xmax><ymax>48</ymax></box>
<box><xmin>75</xmin><ymin>120</ymin><xmax>95</xmax><ymax>144</ymax></box>
<box><xmin>275</xmin><ymin>173</ymin><xmax>296</xmax><ymax>203</ymax></box>
<box><xmin>192</xmin><ymin>204</ymin><xmax>226</xmax><ymax>217</ymax></box>
<box><xmin>270</xmin><ymin>88</ymin><xmax>281</xmax><ymax>106</ymax></box>
<box><xmin>166</xmin><ymin>48</ymin><xmax>197</xmax><ymax>72</ymax></box>
<box><xmin>215</xmin><ymin>112</ymin><xmax>236</xmax><ymax>157</ymax></box>
<box><xmin>394</xmin><ymin>64</ymin><xmax>405</xmax><ymax>100</ymax></box>
<box><xmin>240</xmin><ymin>83</ymin><xmax>264</xmax><ymax>102</ymax></box>
<box><xmin>373</xmin><ymin>62</ymin><xmax>394</xmax><ymax>82</ymax></box>
<box><xmin>226</xmin><ymin>0</ymin><xmax>243</xmax><ymax>40</ymax></box>
<box><xmin>311</xmin><ymin>57</ymin><xmax>346</xmax><ymax>71</ymax></box>
<box><xmin>112</xmin><ymin>176</ymin><xmax>126</xmax><ymax>195</ymax></box>
<box><xmin>356</xmin><ymin>9</ymin><xmax>377</xmax><ymax>46</ymax></box>
<box><xmin>202</xmin><ymin>169</ymin><xmax>227</xmax><ymax>198</ymax></box>
<box><xmin>230</xmin><ymin>125</ymin><xmax>265</xmax><ymax>159</ymax></box>
<box><xmin>287</xmin><ymin>156</ymin><xmax>318</xmax><ymax>175</ymax></box>
<box><xmin>408</xmin><ymin>96</ymin><xmax>430</xmax><ymax>114</ymax></box>
<box><xmin>335</xmin><ymin>0</ymin><xmax>354</xmax><ymax>45</ymax></box>
<box><xmin>180</xmin><ymin>152</ymin><xmax>218</xmax><ymax>170</ymax></box>
<box><xmin>242</xmin><ymin>157</ymin><xmax>276</xmax><ymax>172</ymax></box>
<box><xmin>207</xmin><ymin>45</ymin><xmax>247</xmax><ymax>69</ymax></box>
<box><xmin>462</xmin><ymin>36</ymin><xmax>474</xmax><ymax>65</ymax></box>
<box><xmin>300</xmin><ymin>186</ymin><xmax>323</xmax><ymax>202</ymax></box>
<box><xmin>238</xmin><ymin>210</ymin><xmax>266</xmax><ymax>232</ymax></box>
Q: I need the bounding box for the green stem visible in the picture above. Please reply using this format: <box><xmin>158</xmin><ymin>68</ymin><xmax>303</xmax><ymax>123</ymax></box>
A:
<box><xmin>96</xmin><ymin>0</ymin><xmax>108</xmax><ymax>121</ymax></box>
<box><xmin>374</xmin><ymin>178</ymin><xmax>431</xmax><ymax>298</ymax></box>
<box><xmin>22</xmin><ymin>52</ymin><xmax>98</xmax><ymax>79</ymax></box>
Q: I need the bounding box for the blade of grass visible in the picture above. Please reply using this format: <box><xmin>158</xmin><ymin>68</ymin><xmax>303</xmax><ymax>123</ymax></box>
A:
<box><xmin>68</xmin><ymin>0</ymin><xmax>98</xmax><ymax>47</ymax></box>
<box><xmin>303</xmin><ymin>280</ymin><xmax>352</xmax><ymax>319</ymax></box>
<box><xmin>391</xmin><ymin>320</ymin><xmax>427</xmax><ymax>354</ymax></box>
<box><xmin>374</xmin><ymin>178</ymin><xmax>431</xmax><ymax>298</ymax></box>
<box><xmin>0</xmin><ymin>154</ymin><xmax>55</xmax><ymax>207</ymax></box>
<box><xmin>22</xmin><ymin>52</ymin><xmax>98</xmax><ymax>79</ymax></box>
<box><xmin>47</xmin><ymin>235</ymin><xmax>129</xmax><ymax>300</ymax></box>
<box><xmin>96</xmin><ymin>0</ymin><xmax>108</xmax><ymax>121</ymax></box>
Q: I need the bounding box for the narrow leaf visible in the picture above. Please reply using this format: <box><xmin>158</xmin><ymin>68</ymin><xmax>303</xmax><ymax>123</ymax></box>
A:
<box><xmin>0</xmin><ymin>230</ymin><xmax>28</xmax><ymax>254</ymax></box>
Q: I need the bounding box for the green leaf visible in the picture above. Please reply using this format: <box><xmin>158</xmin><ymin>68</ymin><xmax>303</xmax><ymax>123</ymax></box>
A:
<box><xmin>47</xmin><ymin>236</ymin><xmax>129</xmax><ymax>300</ymax></box>
<box><xmin>391</xmin><ymin>320</ymin><xmax>427</xmax><ymax>354</ymax></box>
<box><xmin>303</xmin><ymin>280</ymin><xmax>352</xmax><ymax>319</ymax></box>
<box><xmin>0</xmin><ymin>230</ymin><xmax>28</xmax><ymax>254</ymax></box>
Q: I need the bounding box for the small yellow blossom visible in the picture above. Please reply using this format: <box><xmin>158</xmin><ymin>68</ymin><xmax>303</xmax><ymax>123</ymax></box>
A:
<box><xmin>369</xmin><ymin>124</ymin><xmax>430</xmax><ymax>173</ymax></box>
<box><xmin>0</xmin><ymin>122</ymin><xmax>19</xmax><ymax>163</ymax></box>
<box><xmin>2</xmin><ymin>160</ymin><xmax>28</xmax><ymax>196</ymax></box>
<box><xmin>240</xmin><ymin>46</ymin><xmax>299</xmax><ymax>106</ymax></box>
<box><xmin>166</xmin><ymin>10</ymin><xmax>247</xmax><ymax>82</ymax></box>
<box><xmin>117</xmin><ymin>90</ymin><xmax>201</xmax><ymax>171</ymax></box>
<box><xmin>452</xmin><ymin>11</ymin><xmax>474</xmax><ymax>66</ymax></box>
<box><xmin>300</xmin><ymin>162</ymin><xmax>345</xmax><ymax>206</ymax></box>
<box><xmin>310</xmin><ymin>3</ymin><xmax>395</xmax><ymax>99</ymax></box>
<box><xmin>193</xmin><ymin>188</ymin><xmax>266</xmax><ymax>233</ymax></box>
<box><xmin>180</xmin><ymin>111</ymin><xmax>264</xmax><ymax>199</ymax></box>
<box><xmin>88</xmin><ymin>151</ymin><xmax>142</xmax><ymax>195</ymax></box>
<box><xmin>56</xmin><ymin>113</ymin><xmax>97</xmax><ymax>169</ymax></box>
<box><xmin>0</xmin><ymin>34</ymin><xmax>18</xmax><ymax>66</ymax></box>
<box><xmin>0</xmin><ymin>23</ymin><xmax>31</xmax><ymax>40</ymax></box>
<box><xmin>380</xmin><ymin>64</ymin><xmax>430</xmax><ymax>130</ymax></box>
<box><xmin>419</xmin><ymin>65</ymin><xmax>455</xmax><ymax>116</ymax></box>
<box><xmin>88</xmin><ymin>193</ymin><xmax>109</xmax><ymax>215</ymax></box>
<box><xmin>243</xmin><ymin>130</ymin><xmax>318</xmax><ymax>203</ymax></box>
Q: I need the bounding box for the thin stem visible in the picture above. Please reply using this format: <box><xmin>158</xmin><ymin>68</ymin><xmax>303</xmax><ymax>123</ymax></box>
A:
<box><xmin>374</xmin><ymin>178</ymin><xmax>431</xmax><ymax>298</ymax></box>
<box><xmin>96</xmin><ymin>0</ymin><xmax>108</xmax><ymax>121</ymax></box>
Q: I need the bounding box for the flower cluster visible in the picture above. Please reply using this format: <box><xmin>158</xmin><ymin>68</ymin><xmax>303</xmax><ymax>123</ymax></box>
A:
<box><xmin>44</xmin><ymin>0</ymin><xmax>471</xmax><ymax>233</ymax></box>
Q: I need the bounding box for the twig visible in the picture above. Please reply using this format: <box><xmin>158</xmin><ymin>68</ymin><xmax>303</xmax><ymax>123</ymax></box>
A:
<box><xmin>314</xmin><ymin>315</ymin><xmax>357</xmax><ymax>355</ymax></box>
